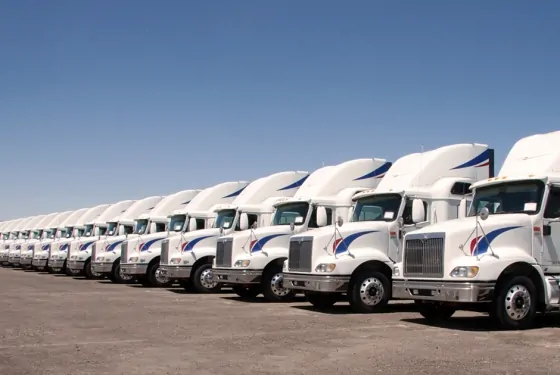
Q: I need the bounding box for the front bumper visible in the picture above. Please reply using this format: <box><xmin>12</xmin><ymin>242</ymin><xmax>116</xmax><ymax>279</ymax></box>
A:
<box><xmin>49</xmin><ymin>259</ymin><xmax>65</xmax><ymax>268</ymax></box>
<box><xmin>284</xmin><ymin>272</ymin><xmax>350</xmax><ymax>293</ymax></box>
<box><xmin>32</xmin><ymin>259</ymin><xmax>48</xmax><ymax>267</ymax></box>
<box><xmin>8</xmin><ymin>256</ymin><xmax>20</xmax><ymax>265</ymax></box>
<box><xmin>67</xmin><ymin>260</ymin><xmax>85</xmax><ymax>271</ymax></box>
<box><xmin>392</xmin><ymin>279</ymin><xmax>495</xmax><ymax>303</ymax></box>
<box><xmin>91</xmin><ymin>263</ymin><xmax>114</xmax><ymax>274</ymax></box>
<box><xmin>159</xmin><ymin>265</ymin><xmax>192</xmax><ymax>278</ymax></box>
<box><xmin>19</xmin><ymin>258</ymin><xmax>33</xmax><ymax>266</ymax></box>
<box><xmin>120</xmin><ymin>264</ymin><xmax>148</xmax><ymax>275</ymax></box>
<box><xmin>0</xmin><ymin>254</ymin><xmax>8</xmax><ymax>263</ymax></box>
<box><xmin>212</xmin><ymin>268</ymin><xmax>263</xmax><ymax>284</ymax></box>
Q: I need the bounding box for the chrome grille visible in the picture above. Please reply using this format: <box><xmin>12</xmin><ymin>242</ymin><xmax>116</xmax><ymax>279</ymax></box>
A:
<box><xmin>161</xmin><ymin>240</ymin><xmax>169</xmax><ymax>264</ymax></box>
<box><xmin>92</xmin><ymin>243</ymin><xmax>98</xmax><ymax>261</ymax></box>
<box><xmin>215</xmin><ymin>239</ymin><xmax>232</xmax><ymax>267</ymax></box>
<box><xmin>121</xmin><ymin>242</ymin><xmax>129</xmax><ymax>263</ymax></box>
<box><xmin>288</xmin><ymin>237</ymin><xmax>313</xmax><ymax>272</ymax></box>
<box><xmin>403</xmin><ymin>234</ymin><xmax>445</xmax><ymax>278</ymax></box>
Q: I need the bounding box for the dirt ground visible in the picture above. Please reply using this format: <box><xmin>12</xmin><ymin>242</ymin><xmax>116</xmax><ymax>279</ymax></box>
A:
<box><xmin>1</xmin><ymin>267</ymin><xmax>560</xmax><ymax>375</ymax></box>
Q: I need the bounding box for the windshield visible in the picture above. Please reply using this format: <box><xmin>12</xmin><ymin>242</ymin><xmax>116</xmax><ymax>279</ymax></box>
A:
<box><xmin>47</xmin><ymin>229</ymin><xmax>56</xmax><ymax>239</ymax></box>
<box><xmin>272</xmin><ymin>202</ymin><xmax>309</xmax><ymax>226</ymax></box>
<box><xmin>469</xmin><ymin>181</ymin><xmax>545</xmax><ymax>217</ymax></box>
<box><xmin>106</xmin><ymin>223</ymin><xmax>118</xmax><ymax>236</ymax></box>
<box><xmin>2</xmin><ymin>234</ymin><xmax>8</xmax><ymax>240</ymax></box>
<box><xmin>32</xmin><ymin>230</ymin><xmax>42</xmax><ymax>239</ymax></box>
<box><xmin>168</xmin><ymin>215</ymin><xmax>186</xmax><ymax>232</ymax></box>
<box><xmin>213</xmin><ymin>209</ymin><xmax>237</xmax><ymax>229</ymax></box>
<box><xmin>84</xmin><ymin>224</ymin><xmax>94</xmax><ymax>237</ymax></box>
<box><xmin>77</xmin><ymin>228</ymin><xmax>84</xmax><ymax>237</ymax></box>
<box><xmin>134</xmin><ymin>219</ymin><xmax>149</xmax><ymax>234</ymax></box>
<box><xmin>352</xmin><ymin>194</ymin><xmax>403</xmax><ymax>222</ymax></box>
<box><xmin>64</xmin><ymin>227</ymin><xmax>74</xmax><ymax>238</ymax></box>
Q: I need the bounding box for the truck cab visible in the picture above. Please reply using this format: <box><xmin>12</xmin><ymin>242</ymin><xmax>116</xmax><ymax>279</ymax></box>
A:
<box><xmin>94</xmin><ymin>189</ymin><xmax>200</xmax><ymax>285</ymax></box>
<box><xmin>284</xmin><ymin>144</ymin><xmax>493</xmax><ymax>311</ymax></box>
<box><xmin>157</xmin><ymin>172</ymin><xmax>310</xmax><ymax>293</ymax></box>
<box><xmin>392</xmin><ymin>131</ymin><xmax>560</xmax><ymax>330</ymax></box>
<box><xmin>8</xmin><ymin>215</ymin><xmax>45</xmax><ymax>267</ymax></box>
<box><xmin>213</xmin><ymin>158</ymin><xmax>391</xmax><ymax>301</ymax></box>
<box><xmin>0</xmin><ymin>219</ymin><xmax>23</xmax><ymax>265</ymax></box>
<box><xmin>19</xmin><ymin>212</ymin><xmax>64</xmax><ymax>269</ymax></box>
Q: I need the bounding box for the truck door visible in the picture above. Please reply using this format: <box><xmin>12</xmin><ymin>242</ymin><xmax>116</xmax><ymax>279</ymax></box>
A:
<box><xmin>542</xmin><ymin>185</ymin><xmax>560</xmax><ymax>272</ymax></box>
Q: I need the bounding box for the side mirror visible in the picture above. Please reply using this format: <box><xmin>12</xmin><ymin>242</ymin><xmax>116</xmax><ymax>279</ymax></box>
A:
<box><xmin>412</xmin><ymin>199</ymin><xmax>426</xmax><ymax>223</ymax></box>
<box><xmin>397</xmin><ymin>217</ymin><xmax>404</xmax><ymax>229</ymax></box>
<box><xmin>316</xmin><ymin>207</ymin><xmax>327</xmax><ymax>227</ymax></box>
<box><xmin>336</xmin><ymin>216</ymin><xmax>344</xmax><ymax>227</ymax></box>
<box><xmin>239</xmin><ymin>213</ymin><xmax>249</xmax><ymax>231</ymax></box>
<box><xmin>458</xmin><ymin>198</ymin><xmax>467</xmax><ymax>219</ymax></box>
<box><xmin>251</xmin><ymin>222</ymin><xmax>257</xmax><ymax>230</ymax></box>
<box><xmin>479</xmin><ymin>207</ymin><xmax>490</xmax><ymax>221</ymax></box>
<box><xmin>189</xmin><ymin>217</ymin><xmax>198</xmax><ymax>232</ymax></box>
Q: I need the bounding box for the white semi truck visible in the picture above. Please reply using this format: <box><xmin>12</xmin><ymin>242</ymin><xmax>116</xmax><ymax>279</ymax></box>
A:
<box><xmin>7</xmin><ymin>215</ymin><xmax>46</xmax><ymax>267</ymax></box>
<box><xmin>213</xmin><ymin>158</ymin><xmax>391</xmax><ymax>301</ymax></box>
<box><xmin>139</xmin><ymin>181</ymin><xmax>251</xmax><ymax>287</ymax></box>
<box><xmin>65</xmin><ymin>200</ymin><xmax>135</xmax><ymax>277</ymax></box>
<box><xmin>43</xmin><ymin>204</ymin><xmax>112</xmax><ymax>273</ymax></box>
<box><xmin>19</xmin><ymin>212</ymin><xmax>64</xmax><ymax>269</ymax></box>
<box><xmin>73</xmin><ymin>196</ymin><xmax>163</xmax><ymax>279</ymax></box>
<box><xmin>93</xmin><ymin>190</ymin><xmax>200</xmax><ymax>284</ymax></box>
<box><xmin>0</xmin><ymin>219</ymin><xmax>21</xmax><ymax>263</ymax></box>
<box><xmin>158</xmin><ymin>171</ymin><xmax>310</xmax><ymax>293</ymax></box>
<box><xmin>392</xmin><ymin>131</ymin><xmax>560</xmax><ymax>330</ymax></box>
<box><xmin>284</xmin><ymin>144</ymin><xmax>494</xmax><ymax>311</ymax></box>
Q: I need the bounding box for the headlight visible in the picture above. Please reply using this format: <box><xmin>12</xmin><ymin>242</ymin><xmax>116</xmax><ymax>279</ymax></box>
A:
<box><xmin>392</xmin><ymin>266</ymin><xmax>400</xmax><ymax>276</ymax></box>
<box><xmin>170</xmin><ymin>258</ymin><xmax>183</xmax><ymax>265</ymax></box>
<box><xmin>450</xmin><ymin>266</ymin><xmax>479</xmax><ymax>278</ymax></box>
<box><xmin>282</xmin><ymin>260</ymin><xmax>288</xmax><ymax>272</ymax></box>
<box><xmin>128</xmin><ymin>257</ymin><xmax>139</xmax><ymax>263</ymax></box>
<box><xmin>234</xmin><ymin>260</ymin><xmax>250</xmax><ymax>268</ymax></box>
<box><xmin>315</xmin><ymin>263</ymin><xmax>336</xmax><ymax>273</ymax></box>
<box><xmin>96</xmin><ymin>257</ymin><xmax>104</xmax><ymax>262</ymax></box>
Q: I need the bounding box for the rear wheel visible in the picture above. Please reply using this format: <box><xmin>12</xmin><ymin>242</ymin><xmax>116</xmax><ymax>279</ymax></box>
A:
<box><xmin>84</xmin><ymin>259</ymin><xmax>103</xmax><ymax>280</ymax></box>
<box><xmin>146</xmin><ymin>262</ymin><xmax>172</xmax><ymax>288</ymax></box>
<box><xmin>262</xmin><ymin>265</ymin><xmax>295</xmax><ymax>302</ymax></box>
<box><xmin>233</xmin><ymin>285</ymin><xmax>261</xmax><ymax>299</ymax></box>
<box><xmin>192</xmin><ymin>263</ymin><xmax>221</xmax><ymax>293</ymax></box>
<box><xmin>306</xmin><ymin>292</ymin><xmax>338</xmax><ymax>309</ymax></box>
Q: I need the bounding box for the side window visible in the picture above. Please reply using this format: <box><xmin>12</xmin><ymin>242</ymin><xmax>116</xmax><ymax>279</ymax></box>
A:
<box><xmin>234</xmin><ymin>214</ymin><xmax>258</xmax><ymax>231</ymax></box>
<box><xmin>155</xmin><ymin>223</ymin><xmax>166</xmax><ymax>232</ymax></box>
<box><xmin>195</xmin><ymin>219</ymin><xmax>206</xmax><ymax>230</ymax></box>
<box><xmin>402</xmin><ymin>199</ymin><xmax>428</xmax><ymax>225</ymax></box>
<box><xmin>544</xmin><ymin>187</ymin><xmax>560</xmax><ymax>219</ymax></box>
<box><xmin>308</xmin><ymin>207</ymin><xmax>333</xmax><ymax>228</ymax></box>
<box><xmin>450</xmin><ymin>182</ymin><xmax>472</xmax><ymax>195</ymax></box>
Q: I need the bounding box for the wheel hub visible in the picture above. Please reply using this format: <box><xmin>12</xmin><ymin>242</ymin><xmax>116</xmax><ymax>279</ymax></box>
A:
<box><xmin>200</xmin><ymin>269</ymin><xmax>217</xmax><ymax>289</ymax></box>
<box><xmin>359</xmin><ymin>277</ymin><xmax>384</xmax><ymax>306</ymax></box>
<box><xmin>154</xmin><ymin>267</ymin><xmax>169</xmax><ymax>284</ymax></box>
<box><xmin>504</xmin><ymin>284</ymin><xmax>531</xmax><ymax>321</ymax></box>
<box><xmin>270</xmin><ymin>273</ymin><xmax>290</xmax><ymax>296</ymax></box>
<box><xmin>118</xmin><ymin>266</ymin><xmax>133</xmax><ymax>281</ymax></box>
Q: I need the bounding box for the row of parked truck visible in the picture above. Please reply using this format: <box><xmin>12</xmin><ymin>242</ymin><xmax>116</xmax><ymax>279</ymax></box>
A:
<box><xmin>1</xmin><ymin>130</ymin><xmax>560</xmax><ymax>330</ymax></box>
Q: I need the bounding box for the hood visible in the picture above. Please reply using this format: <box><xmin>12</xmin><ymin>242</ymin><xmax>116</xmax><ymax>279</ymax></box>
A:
<box><xmin>169</xmin><ymin>228</ymin><xmax>221</xmax><ymax>252</ymax></box>
<box><xmin>229</xmin><ymin>225</ymin><xmax>293</xmax><ymax>254</ymax></box>
<box><xmin>127</xmin><ymin>231</ymin><xmax>168</xmax><ymax>253</ymax></box>
<box><xmin>96</xmin><ymin>234</ymin><xmax>138</xmax><ymax>253</ymax></box>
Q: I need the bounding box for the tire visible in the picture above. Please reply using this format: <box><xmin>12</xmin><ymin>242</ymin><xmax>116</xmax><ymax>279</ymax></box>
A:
<box><xmin>492</xmin><ymin>275</ymin><xmax>537</xmax><ymax>330</ymax></box>
<box><xmin>110</xmin><ymin>260</ymin><xmax>134</xmax><ymax>284</ymax></box>
<box><xmin>146</xmin><ymin>262</ymin><xmax>172</xmax><ymax>288</ymax></box>
<box><xmin>47</xmin><ymin>266</ymin><xmax>57</xmax><ymax>274</ymax></box>
<box><xmin>306</xmin><ymin>292</ymin><xmax>338</xmax><ymax>309</ymax></box>
<box><xmin>261</xmin><ymin>264</ymin><xmax>295</xmax><ymax>302</ymax></box>
<box><xmin>233</xmin><ymin>285</ymin><xmax>261</xmax><ymax>299</ymax></box>
<box><xmin>192</xmin><ymin>263</ymin><xmax>221</xmax><ymax>293</ymax></box>
<box><xmin>348</xmin><ymin>270</ymin><xmax>390</xmax><ymax>313</ymax></box>
<box><xmin>84</xmin><ymin>259</ymin><xmax>103</xmax><ymax>280</ymax></box>
<box><xmin>417</xmin><ymin>302</ymin><xmax>456</xmax><ymax>321</ymax></box>
<box><xmin>179</xmin><ymin>279</ymin><xmax>195</xmax><ymax>292</ymax></box>
<box><xmin>65</xmin><ymin>261</ymin><xmax>82</xmax><ymax>277</ymax></box>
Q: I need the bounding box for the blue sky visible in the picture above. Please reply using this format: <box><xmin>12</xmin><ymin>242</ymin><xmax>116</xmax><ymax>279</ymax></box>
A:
<box><xmin>1</xmin><ymin>0</ymin><xmax>559</xmax><ymax>219</ymax></box>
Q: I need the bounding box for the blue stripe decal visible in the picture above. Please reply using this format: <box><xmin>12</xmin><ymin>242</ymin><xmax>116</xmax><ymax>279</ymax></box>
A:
<box><xmin>181</xmin><ymin>200</ymin><xmax>191</xmax><ymax>205</ymax></box>
<box><xmin>470</xmin><ymin>226</ymin><xmax>522</xmax><ymax>256</ymax></box>
<box><xmin>334</xmin><ymin>231</ymin><xmax>378</xmax><ymax>255</ymax></box>
<box><xmin>222</xmin><ymin>186</ymin><xmax>246</xmax><ymax>199</ymax></box>
<box><xmin>353</xmin><ymin>162</ymin><xmax>392</xmax><ymax>181</ymax></box>
<box><xmin>277</xmin><ymin>174</ymin><xmax>310</xmax><ymax>191</ymax></box>
<box><xmin>107</xmin><ymin>240</ymin><xmax>124</xmax><ymax>252</ymax></box>
<box><xmin>183</xmin><ymin>235</ymin><xmax>216</xmax><ymax>251</ymax></box>
<box><xmin>451</xmin><ymin>149</ymin><xmax>490</xmax><ymax>170</ymax></box>
<box><xmin>250</xmin><ymin>234</ymin><xmax>289</xmax><ymax>252</ymax></box>
<box><xmin>79</xmin><ymin>241</ymin><xmax>96</xmax><ymax>251</ymax></box>
<box><xmin>139</xmin><ymin>237</ymin><xmax>166</xmax><ymax>252</ymax></box>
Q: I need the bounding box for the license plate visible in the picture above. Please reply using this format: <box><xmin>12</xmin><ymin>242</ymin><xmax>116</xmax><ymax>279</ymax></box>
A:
<box><xmin>413</xmin><ymin>289</ymin><xmax>434</xmax><ymax>296</ymax></box>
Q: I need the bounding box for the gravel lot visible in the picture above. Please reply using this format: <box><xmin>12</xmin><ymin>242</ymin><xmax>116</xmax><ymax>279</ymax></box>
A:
<box><xmin>1</xmin><ymin>267</ymin><xmax>560</xmax><ymax>375</ymax></box>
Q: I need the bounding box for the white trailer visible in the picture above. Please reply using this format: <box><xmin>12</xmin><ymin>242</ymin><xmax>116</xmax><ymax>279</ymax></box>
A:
<box><xmin>392</xmin><ymin>131</ymin><xmax>560</xmax><ymax>330</ymax></box>
<box><xmin>93</xmin><ymin>189</ymin><xmax>201</xmax><ymax>284</ymax></box>
<box><xmin>284</xmin><ymin>144</ymin><xmax>494</xmax><ymax>311</ymax></box>
<box><xmin>65</xmin><ymin>200</ymin><xmax>135</xmax><ymax>277</ymax></box>
<box><xmin>157</xmin><ymin>171</ymin><xmax>310</xmax><ymax>293</ymax></box>
<box><xmin>213</xmin><ymin>158</ymin><xmax>391</xmax><ymax>301</ymax></box>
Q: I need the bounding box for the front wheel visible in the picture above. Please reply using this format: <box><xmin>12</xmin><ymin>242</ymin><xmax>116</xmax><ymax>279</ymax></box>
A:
<box><xmin>233</xmin><ymin>285</ymin><xmax>261</xmax><ymax>299</ymax></box>
<box><xmin>306</xmin><ymin>292</ymin><xmax>338</xmax><ymax>309</ymax></box>
<box><xmin>492</xmin><ymin>275</ymin><xmax>537</xmax><ymax>330</ymax></box>
<box><xmin>65</xmin><ymin>261</ymin><xmax>82</xmax><ymax>277</ymax></box>
<box><xmin>110</xmin><ymin>260</ymin><xmax>134</xmax><ymax>284</ymax></box>
<box><xmin>348</xmin><ymin>270</ymin><xmax>390</xmax><ymax>313</ymax></box>
<box><xmin>84</xmin><ymin>259</ymin><xmax>103</xmax><ymax>280</ymax></box>
<box><xmin>262</xmin><ymin>265</ymin><xmax>295</xmax><ymax>302</ymax></box>
<box><xmin>417</xmin><ymin>302</ymin><xmax>456</xmax><ymax>321</ymax></box>
<box><xmin>146</xmin><ymin>262</ymin><xmax>172</xmax><ymax>288</ymax></box>
<box><xmin>192</xmin><ymin>263</ymin><xmax>221</xmax><ymax>293</ymax></box>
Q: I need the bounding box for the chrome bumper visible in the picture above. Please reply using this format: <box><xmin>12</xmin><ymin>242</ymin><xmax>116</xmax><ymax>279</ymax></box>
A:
<box><xmin>284</xmin><ymin>273</ymin><xmax>350</xmax><ymax>292</ymax></box>
<box><xmin>91</xmin><ymin>263</ymin><xmax>113</xmax><ymax>273</ymax></box>
<box><xmin>19</xmin><ymin>258</ymin><xmax>32</xmax><ymax>265</ymax></box>
<box><xmin>392</xmin><ymin>279</ymin><xmax>495</xmax><ymax>303</ymax></box>
<box><xmin>213</xmin><ymin>268</ymin><xmax>262</xmax><ymax>284</ymax></box>
<box><xmin>67</xmin><ymin>260</ymin><xmax>85</xmax><ymax>270</ymax></box>
<box><xmin>120</xmin><ymin>264</ymin><xmax>148</xmax><ymax>275</ymax></box>
<box><xmin>0</xmin><ymin>255</ymin><xmax>8</xmax><ymax>263</ymax></box>
<box><xmin>159</xmin><ymin>265</ymin><xmax>192</xmax><ymax>278</ymax></box>
<box><xmin>49</xmin><ymin>259</ymin><xmax>65</xmax><ymax>268</ymax></box>
<box><xmin>8</xmin><ymin>256</ymin><xmax>20</xmax><ymax>265</ymax></box>
<box><xmin>32</xmin><ymin>259</ymin><xmax>48</xmax><ymax>267</ymax></box>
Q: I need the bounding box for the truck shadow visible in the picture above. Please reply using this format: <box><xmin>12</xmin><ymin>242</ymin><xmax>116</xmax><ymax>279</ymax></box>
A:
<box><xmin>167</xmin><ymin>287</ymin><xmax>233</xmax><ymax>295</ymax></box>
<box><xmin>220</xmin><ymin>295</ymin><xmax>308</xmax><ymax>303</ymax></box>
<box><xmin>291</xmin><ymin>302</ymin><xmax>419</xmax><ymax>315</ymax></box>
<box><xmin>400</xmin><ymin>313</ymin><xmax>560</xmax><ymax>332</ymax></box>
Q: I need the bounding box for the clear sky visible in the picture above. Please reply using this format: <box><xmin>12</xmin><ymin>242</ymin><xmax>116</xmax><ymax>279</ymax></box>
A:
<box><xmin>1</xmin><ymin>0</ymin><xmax>559</xmax><ymax>220</ymax></box>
